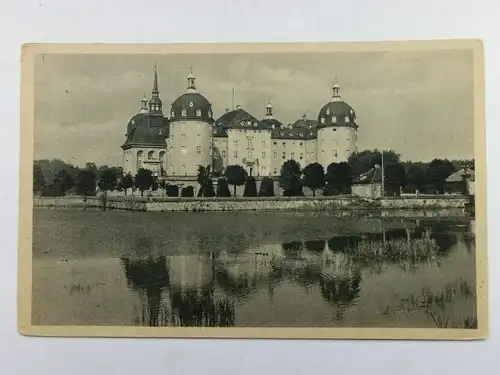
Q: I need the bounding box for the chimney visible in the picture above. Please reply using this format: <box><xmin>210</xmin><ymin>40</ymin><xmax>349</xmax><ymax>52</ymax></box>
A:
<box><xmin>236</xmin><ymin>104</ymin><xmax>241</xmax><ymax>110</ymax></box>
<box><xmin>225</xmin><ymin>108</ymin><xmax>230</xmax><ymax>113</ymax></box>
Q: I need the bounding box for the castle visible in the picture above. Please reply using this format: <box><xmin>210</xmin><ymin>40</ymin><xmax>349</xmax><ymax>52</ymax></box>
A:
<box><xmin>121</xmin><ymin>67</ymin><xmax>359</xmax><ymax>181</ymax></box>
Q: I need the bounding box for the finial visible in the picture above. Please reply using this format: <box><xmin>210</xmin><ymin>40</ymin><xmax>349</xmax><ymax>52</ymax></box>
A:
<box><xmin>332</xmin><ymin>76</ymin><xmax>341</xmax><ymax>102</ymax></box>
<box><xmin>152</xmin><ymin>65</ymin><xmax>159</xmax><ymax>94</ymax></box>
<box><xmin>265</xmin><ymin>97</ymin><xmax>273</xmax><ymax>118</ymax></box>
<box><xmin>187</xmin><ymin>66</ymin><xmax>196</xmax><ymax>91</ymax></box>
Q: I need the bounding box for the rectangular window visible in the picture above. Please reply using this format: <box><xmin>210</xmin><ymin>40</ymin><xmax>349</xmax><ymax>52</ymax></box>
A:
<box><xmin>181</xmin><ymin>164</ymin><xmax>186</xmax><ymax>174</ymax></box>
<box><xmin>282</xmin><ymin>142</ymin><xmax>286</xmax><ymax>147</ymax></box>
<box><xmin>333</xmin><ymin>149</ymin><xmax>338</xmax><ymax>157</ymax></box>
<box><xmin>273</xmin><ymin>142</ymin><xmax>277</xmax><ymax>147</ymax></box>
<box><xmin>273</xmin><ymin>169</ymin><xmax>277</xmax><ymax>174</ymax></box>
<box><xmin>291</xmin><ymin>152</ymin><xmax>295</xmax><ymax>159</ymax></box>
<box><xmin>262</xmin><ymin>151</ymin><xmax>266</xmax><ymax>159</ymax></box>
<box><xmin>273</xmin><ymin>152</ymin><xmax>277</xmax><ymax>158</ymax></box>
<box><xmin>300</xmin><ymin>153</ymin><xmax>303</xmax><ymax>160</ymax></box>
<box><xmin>321</xmin><ymin>140</ymin><xmax>324</xmax><ymax>148</ymax></box>
<box><xmin>321</xmin><ymin>150</ymin><xmax>324</xmax><ymax>159</ymax></box>
<box><xmin>282</xmin><ymin>152</ymin><xmax>286</xmax><ymax>159</ymax></box>
<box><xmin>197</xmin><ymin>146</ymin><xmax>201</xmax><ymax>155</ymax></box>
<box><xmin>234</xmin><ymin>151</ymin><xmax>238</xmax><ymax>158</ymax></box>
<box><xmin>222</xmin><ymin>151</ymin><xmax>227</xmax><ymax>158</ymax></box>
<box><xmin>261</xmin><ymin>141</ymin><xmax>266</xmax><ymax>148</ymax></box>
<box><xmin>300</xmin><ymin>142</ymin><xmax>303</xmax><ymax>147</ymax></box>
<box><xmin>233</xmin><ymin>140</ymin><xmax>238</xmax><ymax>147</ymax></box>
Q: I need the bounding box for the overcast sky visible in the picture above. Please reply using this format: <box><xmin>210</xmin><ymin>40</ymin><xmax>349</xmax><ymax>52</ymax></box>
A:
<box><xmin>34</xmin><ymin>49</ymin><xmax>474</xmax><ymax>167</ymax></box>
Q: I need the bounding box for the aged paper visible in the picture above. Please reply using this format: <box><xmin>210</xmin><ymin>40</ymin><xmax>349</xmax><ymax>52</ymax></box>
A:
<box><xmin>18</xmin><ymin>40</ymin><xmax>488</xmax><ymax>339</ymax></box>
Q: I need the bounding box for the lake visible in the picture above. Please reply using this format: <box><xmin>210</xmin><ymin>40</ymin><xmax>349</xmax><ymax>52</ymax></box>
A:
<box><xmin>32</xmin><ymin>208</ymin><xmax>477</xmax><ymax>328</ymax></box>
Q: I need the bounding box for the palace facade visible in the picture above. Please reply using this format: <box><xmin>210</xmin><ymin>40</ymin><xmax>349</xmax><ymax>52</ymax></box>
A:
<box><xmin>121</xmin><ymin>68</ymin><xmax>359</xmax><ymax>179</ymax></box>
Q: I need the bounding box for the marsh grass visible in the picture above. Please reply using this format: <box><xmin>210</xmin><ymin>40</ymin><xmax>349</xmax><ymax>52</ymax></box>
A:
<box><xmin>382</xmin><ymin>280</ymin><xmax>477</xmax><ymax>329</ymax></box>
<box><xmin>354</xmin><ymin>238</ymin><xmax>438</xmax><ymax>263</ymax></box>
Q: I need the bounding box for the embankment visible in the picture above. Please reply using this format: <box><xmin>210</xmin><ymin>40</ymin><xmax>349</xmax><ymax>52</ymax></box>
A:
<box><xmin>33</xmin><ymin>195</ymin><xmax>470</xmax><ymax>213</ymax></box>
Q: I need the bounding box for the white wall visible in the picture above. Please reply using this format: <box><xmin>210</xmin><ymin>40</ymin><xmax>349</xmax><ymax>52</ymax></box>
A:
<box><xmin>123</xmin><ymin>146</ymin><xmax>167</xmax><ymax>177</ymax></box>
<box><xmin>316</xmin><ymin>126</ymin><xmax>357</xmax><ymax>169</ymax></box>
<box><xmin>168</xmin><ymin>119</ymin><xmax>212</xmax><ymax>176</ymax></box>
<box><xmin>227</xmin><ymin>128</ymin><xmax>272</xmax><ymax>176</ymax></box>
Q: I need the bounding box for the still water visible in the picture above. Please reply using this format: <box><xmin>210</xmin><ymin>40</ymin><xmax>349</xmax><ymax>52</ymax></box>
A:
<box><xmin>32</xmin><ymin>209</ymin><xmax>477</xmax><ymax>328</ymax></box>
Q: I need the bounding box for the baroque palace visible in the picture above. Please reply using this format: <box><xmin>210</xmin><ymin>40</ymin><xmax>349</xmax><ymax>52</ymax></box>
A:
<box><xmin>121</xmin><ymin>68</ymin><xmax>359</xmax><ymax>180</ymax></box>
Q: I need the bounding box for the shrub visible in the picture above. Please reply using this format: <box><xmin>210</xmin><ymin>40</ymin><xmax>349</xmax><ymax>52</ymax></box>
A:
<box><xmin>258</xmin><ymin>177</ymin><xmax>275</xmax><ymax>197</ymax></box>
<box><xmin>243</xmin><ymin>176</ymin><xmax>258</xmax><ymax>197</ymax></box>
<box><xmin>216</xmin><ymin>178</ymin><xmax>231</xmax><ymax>197</ymax></box>
<box><xmin>181</xmin><ymin>186</ymin><xmax>195</xmax><ymax>197</ymax></box>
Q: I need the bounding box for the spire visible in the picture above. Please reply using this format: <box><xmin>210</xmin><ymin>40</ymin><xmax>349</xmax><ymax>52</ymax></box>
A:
<box><xmin>149</xmin><ymin>65</ymin><xmax>162</xmax><ymax>115</ymax></box>
<box><xmin>265</xmin><ymin>98</ymin><xmax>274</xmax><ymax>119</ymax></box>
<box><xmin>140</xmin><ymin>92</ymin><xmax>148</xmax><ymax>114</ymax></box>
<box><xmin>152</xmin><ymin>64</ymin><xmax>159</xmax><ymax>95</ymax></box>
<box><xmin>187</xmin><ymin>66</ymin><xmax>196</xmax><ymax>92</ymax></box>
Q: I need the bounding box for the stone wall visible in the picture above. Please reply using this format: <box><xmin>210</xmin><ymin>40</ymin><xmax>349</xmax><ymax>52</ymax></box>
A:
<box><xmin>34</xmin><ymin>195</ymin><xmax>469</xmax><ymax>212</ymax></box>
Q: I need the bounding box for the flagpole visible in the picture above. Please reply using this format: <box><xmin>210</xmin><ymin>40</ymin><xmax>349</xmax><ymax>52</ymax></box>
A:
<box><xmin>381</xmin><ymin>150</ymin><xmax>385</xmax><ymax>197</ymax></box>
<box><xmin>232</xmin><ymin>86</ymin><xmax>235</xmax><ymax>110</ymax></box>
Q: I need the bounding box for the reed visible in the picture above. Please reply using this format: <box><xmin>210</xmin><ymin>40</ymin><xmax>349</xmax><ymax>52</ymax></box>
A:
<box><xmin>353</xmin><ymin>238</ymin><xmax>438</xmax><ymax>263</ymax></box>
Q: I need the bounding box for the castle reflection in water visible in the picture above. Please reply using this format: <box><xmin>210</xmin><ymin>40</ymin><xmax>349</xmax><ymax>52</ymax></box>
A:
<box><xmin>120</xmin><ymin>219</ymin><xmax>472</xmax><ymax>327</ymax></box>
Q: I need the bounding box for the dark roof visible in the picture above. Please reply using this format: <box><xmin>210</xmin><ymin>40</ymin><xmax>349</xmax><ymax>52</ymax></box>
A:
<box><xmin>261</xmin><ymin>117</ymin><xmax>283</xmax><ymax>130</ymax></box>
<box><xmin>271</xmin><ymin>125</ymin><xmax>315</xmax><ymax>140</ymax></box>
<box><xmin>170</xmin><ymin>92</ymin><xmax>213</xmax><ymax>122</ymax></box>
<box><xmin>353</xmin><ymin>166</ymin><xmax>382</xmax><ymax>184</ymax></box>
<box><xmin>446</xmin><ymin>168</ymin><xmax>475</xmax><ymax>182</ymax></box>
<box><xmin>122</xmin><ymin>113</ymin><xmax>168</xmax><ymax>149</ymax></box>
<box><xmin>318</xmin><ymin>101</ymin><xmax>358</xmax><ymax>129</ymax></box>
<box><xmin>213</xmin><ymin>108</ymin><xmax>269</xmax><ymax>137</ymax></box>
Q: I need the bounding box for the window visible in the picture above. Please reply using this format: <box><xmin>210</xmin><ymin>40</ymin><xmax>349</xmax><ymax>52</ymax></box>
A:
<box><xmin>182</xmin><ymin>164</ymin><xmax>186</xmax><ymax>175</ymax></box>
<box><xmin>181</xmin><ymin>109</ymin><xmax>187</xmax><ymax>116</ymax></box>
<box><xmin>332</xmin><ymin>128</ymin><xmax>337</xmax><ymax>132</ymax></box>
<box><xmin>197</xmin><ymin>146</ymin><xmax>201</xmax><ymax>155</ymax></box>
<box><xmin>282</xmin><ymin>152</ymin><xmax>286</xmax><ymax>159</ymax></box>
<box><xmin>273</xmin><ymin>152</ymin><xmax>277</xmax><ymax>158</ymax></box>
<box><xmin>171</xmin><ymin>111</ymin><xmax>175</xmax><ymax>118</ymax></box>
<box><xmin>332</xmin><ymin>116</ymin><xmax>337</xmax><ymax>123</ymax></box>
<box><xmin>321</xmin><ymin>117</ymin><xmax>325</xmax><ymax>124</ymax></box>
<box><xmin>345</xmin><ymin>116</ymin><xmax>349</xmax><ymax>122</ymax></box>
<box><xmin>333</xmin><ymin>150</ymin><xmax>338</xmax><ymax>157</ymax></box>
<box><xmin>321</xmin><ymin>150</ymin><xmax>324</xmax><ymax>159</ymax></box>
<box><xmin>148</xmin><ymin>151</ymin><xmax>154</xmax><ymax>160</ymax></box>
<box><xmin>159</xmin><ymin>151</ymin><xmax>165</xmax><ymax>162</ymax></box>
<box><xmin>222</xmin><ymin>151</ymin><xmax>227</xmax><ymax>158</ymax></box>
<box><xmin>291</xmin><ymin>152</ymin><xmax>295</xmax><ymax>159</ymax></box>
<box><xmin>273</xmin><ymin>141</ymin><xmax>277</xmax><ymax>146</ymax></box>
<box><xmin>326</xmin><ymin>108</ymin><xmax>331</xmax><ymax>115</ymax></box>
<box><xmin>170</xmin><ymin>164</ymin><xmax>174</xmax><ymax>174</ymax></box>
<box><xmin>300</xmin><ymin>153</ymin><xmax>303</xmax><ymax>160</ymax></box>
<box><xmin>321</xmin><ymin>140</ymin><xmax>324</xmax><ymax>148</ymax></box>
<box><xmin>262</xmin><ymin>151</ymin><xmax>266</xmax><ymax>158</ymax></box>
<box><xmin>233</xmin><ymin>140</ymin><xmax>238</xmax><ymax>147</ymax></box>
<box><xmin>261</xmin><ymin>141</ymin><xmax>266</xmax><ymax>148</ymax></box>
<box><xmin>282</xmin><ymin>142</ymin><xmax>286</xmax><ymax>147</ymax></box>
<box><xmin>233</xmin><ymin>151</ymin><xmax>238</xmax><ymax>158</ymax></box>
<box><xmin>300</xmin><ymin>142</ymin><xmax>303</xmax><ymax>147</ymax></box>
<box><xmin>196</xmin><ymin>109</ymin><xmax>202</xmax><ymax>116</ymax></box>
<box><xmin>273</xmin><ymin>169</ymin><xmax>277</xmax><ymax>174</ymax></box>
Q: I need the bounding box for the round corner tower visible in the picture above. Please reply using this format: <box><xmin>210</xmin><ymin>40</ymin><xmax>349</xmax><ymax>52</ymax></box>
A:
<box><xmin>316</xmin><ymin>79</ymin><xmax>358</xmax><ymax>169</ymax></box>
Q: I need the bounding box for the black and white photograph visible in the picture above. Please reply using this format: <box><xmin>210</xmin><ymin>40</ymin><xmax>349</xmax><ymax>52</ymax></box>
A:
<box><xmin>18</xmin><ymin>41</ymin><xmax>487</xmax><ymax>339</ymax></box>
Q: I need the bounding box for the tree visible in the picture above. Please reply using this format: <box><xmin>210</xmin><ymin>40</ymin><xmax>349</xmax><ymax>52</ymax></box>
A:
<box><xmin>33</xmin><ymin>164</ymin><xmax>46</xmax><ymax>195</ymax></box>
<box><xmin>348</xmin><ymin>149</ymin><xmax>400</xmax><ymax>177</ymax></box>
<box><xmin>384</xmin><ymin>162</ymin><xmax>407</xmax><ymax>196</ymax></box>
<box><xmin>243</xmin><ymin>176</ymin><xmax>258</xmax><ymax>197</ymax></box>
<box><xmin>279</xmin><ymin>160</ymin><xmax>303</xmax><ymax>197</ymax></box>
<box><xmin>197</xmin><ymin>165</ymin><xmax>215</xmax><ymax>197</ymax></box>
<box><xmin>425</xmin><ymin>159</ymin><xmax>456</xmax><ymax>194</ymax></box>
<box><xmin>98</xmin><ymin>168</ymin><xmax>118</xmax><ymax>196</ymax></box>
<box><xmin>258</xmin><ymin>177</ymin><xmax>275</xmax><ymax>197</ymax></box>
<box><xmin>134</xmin><ymin>168</ymin><xmax>154</xmax><ymax>197</ymax></box>
<box><xmin>216</xmin><ymin>178</ymin><xmax>231</xmax><ymax>197</ymax></box>
<box><xmin>324</xmin><ymin>162</ymin><xmax>352</xmax><ymax>195</ymax></box>
<box><xmin>151</xmin><ymin>177</ymin><xmax>159</xmax><ymax>192</ymax></box>
<box><xmin>225</xmin><ymin>165</ymin><xmax>247</xmax><ymax>197</ymax></box>
<box><xmin>75</xmin><ymin>170</ymin><xmax>96</xmax><ymax>197</ymax></box>
<box><xmin>166</xmin><ymin>184</ymin><xmax>179</xmax><ymax>197</ymax></box>
<box><xmin>302</xmin><ymin>163</ymin><xmax>325</xmax><ymax>197</ymax></box>
<box><xmin>404</xmin><ymin>164</ymin><xmax>426</xmax><ymax>193</ymax></box>
<box><xmin>52</xmin><ymin>169</ymin><xmax>74</xmax><ymax>196</ymax></box>
<box><xmin>122</xmin><ymin>173</ymin><xmax>134</xmax><ymax>196</ymax></box>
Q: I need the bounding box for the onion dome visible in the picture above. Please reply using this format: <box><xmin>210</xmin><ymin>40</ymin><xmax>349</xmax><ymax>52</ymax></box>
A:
<box><xmin>317</xmin><ymin>79</ymin><xmax>358</xmax><ymax>129</ymax></box>
<box><xmin>170</xmin><ymin>68</ymin><xmax>213</xmax><ymax>122</ymax></box>
<box><xmin>260</xmin><ymin>98</ymin><xmax>283</xmax><ymax>130</ymax></box>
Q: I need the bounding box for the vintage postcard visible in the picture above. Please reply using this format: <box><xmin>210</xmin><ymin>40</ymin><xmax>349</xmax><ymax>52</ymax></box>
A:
<box><xmin>18</xmin><ymin>40</ymin><xmax>488</xmax><ymax>339</ymax></box>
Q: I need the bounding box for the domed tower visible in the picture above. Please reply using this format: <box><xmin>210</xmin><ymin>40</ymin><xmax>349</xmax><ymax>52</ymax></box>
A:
<box><xmin>168</xmin><ymin>68</ymin><xmax>214</xmax><ymax>177</ymax></box>
<box><xmin>260</xmin><ymin>98</ymin><xmax>283</xmax><ymax>130</ymax></box>
<box><xmin>316</xmin><ymin>79</ymin><xmax>358</xmax><ymax>169</ymax></box>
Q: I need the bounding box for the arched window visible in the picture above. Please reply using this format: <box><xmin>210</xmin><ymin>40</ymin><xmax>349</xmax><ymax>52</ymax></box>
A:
<box><xmin>181</xmin><ymin>109</ymin><xmax>187</xmax><ymax>117</ymax></box>
<box><xmin>148</xmin><ymin>151</ymin><xmax>155</xmax><ymax>160</ymax></box>
<box><xmin>345</xmin><ymin>116</ymin><xmax>350</xmax><ymax>122</ymax></box>
<box><xmin>171</xmin><ymin>111</ymin><xmax>175</xmax><ymax>118</ymax></box>
<box><xmin>196</xmin><ymin>109</ymin><xmax>202</xmax><ymax>116</ymax></box>
<box><xmin>321</xmin><ymin>117</ymin><xmax>325</xmax><ymax>124</ymax></box>
<box><xmin>326</xmin><ymin>109</ymin><xmax>330</xmax><ymax>115</ymax></box>
<box><xmin>159</xmin><ymin>151</ymin><xmax>165</xmax><ymax>162</ymax></box>
<box><xmin>332</xmin><ymin>116</ymin><xmax>337</xmax><ymax>123</ymax></box>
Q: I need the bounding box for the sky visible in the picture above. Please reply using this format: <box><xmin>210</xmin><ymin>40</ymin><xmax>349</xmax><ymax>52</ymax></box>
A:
<box><xmin>33</xmin><ymin>49</ymin><xmax>475</xmax><ymax>167</ymax></box>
